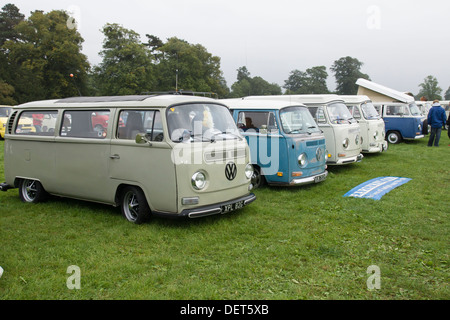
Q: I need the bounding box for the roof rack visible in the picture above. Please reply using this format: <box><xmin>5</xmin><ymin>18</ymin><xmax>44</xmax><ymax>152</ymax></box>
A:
<box><xmin>56</xmin><ymin>95</ymin><xmax>155</xmax><ymax>103</ymax></box>
<box><xmin>141</xmin><ymin>90</ymin><xmax>218</xmax><ymax>99</ymax></box>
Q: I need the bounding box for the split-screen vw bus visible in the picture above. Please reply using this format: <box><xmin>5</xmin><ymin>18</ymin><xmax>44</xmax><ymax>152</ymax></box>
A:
<box><xmin>340</xmin><ymin>95</ymin><xmax>388</xmax><ymax>153</ymax></box>
<box><xmin>221</xmin><ymin>98</ymin><xmax>328</xmax><ymax>188</ymax></box>
<box><xmin>244</xmin><ymin>95</ymin><xmax>363</xmax><ymax>165</ymax></box>
<box><xmin>1</xmin><ymin>95</ymin><xmax>256</xmax><ymax>223</ymax></box>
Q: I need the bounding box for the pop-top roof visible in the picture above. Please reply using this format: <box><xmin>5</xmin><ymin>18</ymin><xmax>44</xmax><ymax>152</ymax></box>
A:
<box><xmin>356</xmin><ymin>78</ymin><xmax>414</xmax><ymax>103</ymax></box>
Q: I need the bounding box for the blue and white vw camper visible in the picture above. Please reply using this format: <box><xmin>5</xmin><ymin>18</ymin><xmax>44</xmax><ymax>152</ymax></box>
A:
<box><xmin>243</xmin><ymin>95</ymin><xmax>364</xmax><ymax>165</ymax></box>
<box><xmin>356</xmin><ymin>79</ymin><xmax>425</xmax><ymax>144</ymax></box>
<box><xmin>221</xmin><ymin>99</ymin><xmax>328</xmax><ymax>188</ymax></box>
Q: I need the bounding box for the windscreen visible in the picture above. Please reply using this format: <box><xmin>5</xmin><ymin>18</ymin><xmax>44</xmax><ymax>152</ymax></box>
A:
<box><xmin>167</xmin><ymin>103</ymin><xmax>241</xmax><ymax>142</ymax></box>
<box><xmin>279</xmin><ymin>106</ymin><xmax>320</xmax><ymax>134</ymax></box>
<box><xmin>361</xmin><ymin>102</ymin><xmax>381</xmax><ymax>120</ymax></box>
<box><xmin>409</xmin><ymin>102</ymin><xmax>422</xmax><ymax>116</ymax></box>
<box><xmin>328</xmin><ymin>102</ymin><xmax>355</xmax><ymax>124</ymax></box>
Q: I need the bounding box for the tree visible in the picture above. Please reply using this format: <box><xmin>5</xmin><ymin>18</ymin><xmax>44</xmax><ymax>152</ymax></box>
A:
<box><xmin>0</xmin><ymin>80</ymin><xmax>16</xmax><ymax>105</ymax></box>
<box><xmin>3</xmin><ymin>9</ymin><xmax>90</xmax><ymax>103</ymax></box>
<box><xmin>152</xmin><ymin>37</ymin><xmax>229</xmax><ymax>97</ymax></box>
<box><xmin>230</xmin><ymin>66</ymin><xmax>281</xmax><ymax>98</ymax></box>
<box><xmin>330</xmin><ymin>56</ymin><xmax>370</xmax><ymax>95</ymax></box>
<box><xmin>0</xmin><ymin>3</ymin><xmax>24</xmax><ymax>47</ymax></box>
<box><xmin>284</xmin><ymin>66</ymin><xmax>329</xmax><ymax>94</ymax></box>
<box><xmin>445</xmin><ymin>86</ymin><xmax>450</xmax><ymax>100</ymax></box>
<box><xmin>417</xmin><ymin>76</ymin><xmax>443</xmax><ymax>101</ymax></box>
<box><xmin>92</xmin><ymin>23</ymin><xmax>154</xmax><ymax>96</ymax></box>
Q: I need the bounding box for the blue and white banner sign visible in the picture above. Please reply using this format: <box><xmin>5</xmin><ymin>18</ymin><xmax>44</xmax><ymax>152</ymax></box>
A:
<box><xmin>343</xmin><ymin>177</ymin><xmax>412</xmax><ymax>200</ymax></box>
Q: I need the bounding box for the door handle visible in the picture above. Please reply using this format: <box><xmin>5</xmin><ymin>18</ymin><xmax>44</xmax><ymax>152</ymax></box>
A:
<box><xmin>110</xmin><ymin>154</ymin><xmax>120</xmax><ymax>160</ymax></box>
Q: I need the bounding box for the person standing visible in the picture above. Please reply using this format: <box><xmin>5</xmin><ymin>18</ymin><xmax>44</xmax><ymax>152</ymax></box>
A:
<box><xmin>427</xmin><ymin>100</ymin><xmax>447</xmax><ymax>147</ymax></box>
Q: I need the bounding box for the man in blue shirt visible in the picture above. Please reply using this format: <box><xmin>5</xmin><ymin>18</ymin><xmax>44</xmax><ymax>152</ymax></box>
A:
<box><xmin>427</xmin><ymin>100</ymin><xmax>447</xmax><ymax>147</ymax></box>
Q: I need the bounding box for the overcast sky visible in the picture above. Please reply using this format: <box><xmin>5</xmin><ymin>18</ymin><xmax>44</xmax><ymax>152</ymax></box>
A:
<box><xmin>8</xmin><ymin>0</ymin><xmax>450</xmax><ymax>95</ymax></box>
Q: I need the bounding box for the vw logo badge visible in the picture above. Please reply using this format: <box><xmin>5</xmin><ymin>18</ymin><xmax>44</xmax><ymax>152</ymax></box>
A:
<box><xmin>225</xmin><ymin>162</ymin><xmax>237</xmax><ymax>181</ymax></box>
<box><xmin>316</xmin><ymin>147</ymin><xmax>324</xmax><ymax>161</ymax></box>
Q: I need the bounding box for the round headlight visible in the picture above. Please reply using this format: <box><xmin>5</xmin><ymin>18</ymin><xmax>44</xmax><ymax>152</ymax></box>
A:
<box><xmin>191</xmin><ymin>171</ymin><xmax>207</xmax><ymax>190</ymax></box>
<box><xmin>298</xmin><ymin>153</ymin><xmax>308</xmax><ymax>167</ymax></box>
<box><xmin>245</xmin><ymin>163</ymin><xmax>253</xmax><ymax>180</ymax></box>
<box><xmin>343</xmin><ymin>138</ymin><xmax>349</xmax><ymax>149</ymax></box>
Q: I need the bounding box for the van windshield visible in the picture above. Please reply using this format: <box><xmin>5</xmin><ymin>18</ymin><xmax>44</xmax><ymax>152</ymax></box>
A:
<box><xmin>328</xmin><ymin>102</ymin><xmax>354</xmax><ymax>124</ymax></box>
<box><xmin>361</xmin><ymin>102</ymin><xmax>381</xmax><ymax>120</ymax></box>
<box><xmin>280</xmin><ymin>106</ymin><xmax>320</xmax><ymax>134</ymax></box>
<box><xmin>167</xmin><ymin>103</ymin><xmax>241</xmax><ymax>142</ymax></box>
<box><xmin>409</xmin><ymin>103</ymin><xmax>421</xmax><ymax>116</ymax></box>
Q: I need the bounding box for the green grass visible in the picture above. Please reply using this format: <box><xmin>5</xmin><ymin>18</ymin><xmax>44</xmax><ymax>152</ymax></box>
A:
<box><xmin>0</xmin><ymin>138</ymin><xmax>449</xmax><ymax>300</ymax></box>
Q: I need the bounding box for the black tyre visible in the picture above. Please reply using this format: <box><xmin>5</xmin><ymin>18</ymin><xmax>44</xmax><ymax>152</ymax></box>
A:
<box><xmin>422</xmin><ymin>119</ymin><xmax>429</xmax><ymax>135</ymax></box>
<box><xmin>120</xmin><ymin>186</ymin><xmax>151</xmax><ymax>224</ymax></box>
<box><xmin>387</xmin><ymin>131</ymin><xmax>402</xmax><ymax>144</ymax></box>
<box><xmin>251</xmin><ymin>166</ymin><xmax>266</xmax><ymax>189</ymax></box>
<box><xmin>19</xmin><ymin>179</ymin><xmax>47</xmax><ymax>203</ymax></box>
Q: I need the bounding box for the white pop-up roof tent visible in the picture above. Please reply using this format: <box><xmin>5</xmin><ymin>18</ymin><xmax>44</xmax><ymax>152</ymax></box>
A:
<box><xmin>356</xmin><ymin>78</ymin><xmax>414</xmax><ymax>103</ymax></box>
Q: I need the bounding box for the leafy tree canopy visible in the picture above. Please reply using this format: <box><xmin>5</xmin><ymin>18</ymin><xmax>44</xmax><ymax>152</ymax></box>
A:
<box><xmin>230</xmin><ymin>67</ymin><xmax>281</xmax><ymax>98</ymax></box>
<box><xmin>331</xmin><ymin>56</ymin><xmax>370</xmax><ymax>95</ymax></box>
<box><xmin>2</xmin><ymin>7</ymin><xmax>90</xmax><ymax>103</ymax></box>
<box><xmin>284</xmin><ymin>66</ymin><xmax>329</xmax><ymax>94</ymax></box>
<box><xmin>417</xmin><ymin>75</ymin><xmax>442</xmax><ymax>101</ymax></box>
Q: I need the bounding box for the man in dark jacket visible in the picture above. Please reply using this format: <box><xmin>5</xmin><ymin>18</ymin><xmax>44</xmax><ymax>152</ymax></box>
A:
<box><xmin>427</xmin><ymin>100</ymin><xmax>447</xmax><ymax>147</ymax></box>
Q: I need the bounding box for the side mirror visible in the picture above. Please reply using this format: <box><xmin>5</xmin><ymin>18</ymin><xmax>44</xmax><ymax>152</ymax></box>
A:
<box><xmin>135</xmin><ymin>133</ymin><xmax>152</xmax><ymax>146</ymax></box>
<box><xmin>259</xmin><ymin>125</ymin><xmax>268</xmax><ymax>134</ymax></box>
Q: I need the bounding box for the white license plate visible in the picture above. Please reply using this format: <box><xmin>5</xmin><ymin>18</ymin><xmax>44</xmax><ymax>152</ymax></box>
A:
<box><xmin>221</xmin><ymin>200</ymin><xmax>245</xmax><ymax>214</ymax></box>
<box><xmin>314</xmin><ymin>173</ymin><xmax>327</xmax><ymax>183</ymax></box>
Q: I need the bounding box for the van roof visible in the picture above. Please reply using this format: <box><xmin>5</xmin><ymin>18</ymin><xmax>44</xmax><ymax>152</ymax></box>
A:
<box><xmin>356</xmin><ymin>78</ymin><xmax>414</xmax><ymax>103</ymax></box>
<box><xmin>242</xmin><ymin>94</ymin><xmax>344</xmax><ymax>105</ymax></box>
<box><xmin>220</xmin><ymin>98</ymin><xmax>307</xmax><ymax>110</ymax></box>
<box><xmin>15</xmin><ymin>94</ymin><xmax>222</xmax><ymax>109</ymax></box>
<box><xmin>339</xmin><ymin>95</ymin><xmax>372</xmax><ymax>104</ymax></box>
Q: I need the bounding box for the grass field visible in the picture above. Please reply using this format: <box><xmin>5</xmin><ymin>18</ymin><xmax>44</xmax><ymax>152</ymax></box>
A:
<box><xmin>0</xmin><ymin>137</ymin><xmax>449</xmax><ymax>300</ymax></box>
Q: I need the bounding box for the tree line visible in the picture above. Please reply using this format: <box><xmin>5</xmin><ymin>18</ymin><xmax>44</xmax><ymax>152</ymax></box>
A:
<box><xmin>1</xmin><ymin>4</ymin><xmax>448</xmax><ymax>105</ymax></box>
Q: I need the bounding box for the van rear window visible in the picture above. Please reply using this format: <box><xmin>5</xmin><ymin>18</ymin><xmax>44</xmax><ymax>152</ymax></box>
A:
<box><xmin>60</xmin><ymin>110</ymin><xmax>110</xmax><ymax>139</ymax></box>
<box><xmin>15</xmin><ymin>111</ymin><xmax>58</xmax><ymax>136</ymax></box>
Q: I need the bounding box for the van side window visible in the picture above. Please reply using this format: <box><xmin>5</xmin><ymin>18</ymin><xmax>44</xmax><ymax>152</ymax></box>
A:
<box><xmin>352</xmin><ymin>107</ymin><xmax>361</xmax><ymax>120</ymax></box>
<box><xmin>118</xmin><ymin>110</ymin><xmax>163</xmax><ymax>141</ymax></box>
<box><xmin>386</xmin><ymin>105</ymin><xmax>409</xmax><ymax>116</ymax></box>
<box><xmin>237</xmin><ymin>111</ymin><xmax>278</xmax><ymax>132</ymax></box>
<box><xmin>60</xmin><ymin>110</ymin><xmax>109</xmax><ymax>139</ymax></box>
<box><xmin>308</xmin><ymin>106</ymin><xmax>327</xmax><ymax>124</ymax></box>
<box><xmin>15</xmin><ymin>111</ymin><xmax>58</xmax><ymax>136</ymax></box>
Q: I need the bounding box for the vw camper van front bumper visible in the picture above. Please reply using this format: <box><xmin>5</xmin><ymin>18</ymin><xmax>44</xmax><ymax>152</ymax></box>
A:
<box><xmin>329</xmin><ymin>153</ymin><xmax>364</xmax><ymax>165</ymax></box>
<box><xmin>172</xmin><ymin>193</ymin><xmax>256</xmax><ymax>219</ymax></box>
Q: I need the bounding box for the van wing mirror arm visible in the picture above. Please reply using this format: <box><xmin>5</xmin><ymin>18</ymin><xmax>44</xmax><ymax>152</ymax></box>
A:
<box><xmin>135</xmin><ymin>133</ymin><xmax>153</xmax><ymax>146</ymax></box>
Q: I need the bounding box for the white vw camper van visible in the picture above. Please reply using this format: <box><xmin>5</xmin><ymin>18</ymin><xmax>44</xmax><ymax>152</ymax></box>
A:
<box><xmin>340</xmin><ymin>95</ymin><xmax>388</xmax><ymax>153</ymax></box>
<box><xmin>0</xmin><ymin>95</ymin><xmax>256</xmax><ymax>223</ymax></box>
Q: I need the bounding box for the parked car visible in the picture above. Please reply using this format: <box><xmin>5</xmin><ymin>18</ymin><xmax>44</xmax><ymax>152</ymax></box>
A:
<box><xmin>222</xmin><ymin>98</ymin><xmax>328</xmax><ymax>188</ymax></box>
<box><xmin>0</xmin><ymin>95</ymin><xmax>256</xmax><ymax>223</ymax></box>
<box><xmin>243</xmin><ymin>95</ymin><xmax>363</xmax><ymax>165</ymax></box>
<box><xmin>356</xmin><ymin>78</ymin><xmax>425</xmax><ymax>144</ymax></box>
<box><xmin>0</xmin><ymin>105</ymin><xmax>12</xmax><ymax>139</ymax></box>
<box><xmin>340</xmin><ymin>95</ymin><xmax>388</xmax><ymax>153</ymax></box>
